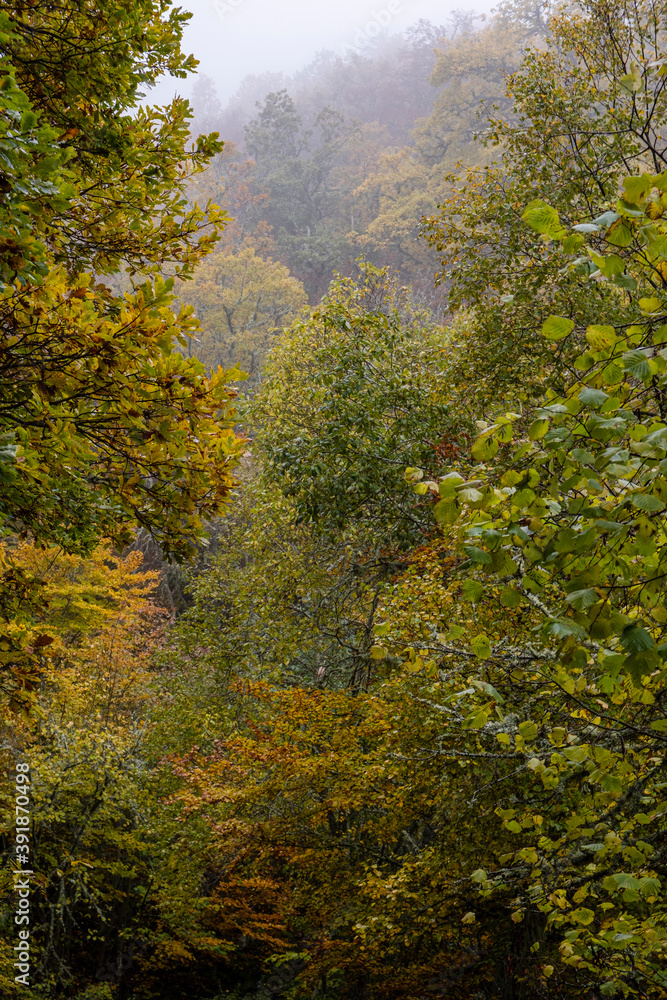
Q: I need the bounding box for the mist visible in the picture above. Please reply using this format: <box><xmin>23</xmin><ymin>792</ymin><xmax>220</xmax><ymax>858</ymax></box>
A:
<box><xmin>148</xmin><ymin>0</ymin><xmax>496</xmax><ymax>105</ymax></box>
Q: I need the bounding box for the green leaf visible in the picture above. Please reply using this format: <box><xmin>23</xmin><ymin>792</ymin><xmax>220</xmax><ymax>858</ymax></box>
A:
<box><xmin>650</xmin><ymin>718</ymin><xmax>667</xmax><ymax>731</ymax></box>
<box><xmin>471</xmin><ymin>435</ymin><xmax>499</xmax><ymax>461</ymax></box>
<box><xmin>578</xmin><ymin>387</ymin><xmax>609</xmax><ymax>408</ymax></box>
<box><xmin>623</xmin><ymin>350</ymin><xmax>651</xmax><ymax>379</ymax></box>
<box><xmin>585</xmin><ymin>325</ymin><xmax>617</xmax><ymax>350</ymax></box>
<box><xmin>542</xmin><ymin>315</ymin><xmax>574</xmax><ymax>340</ymax></box>
<box><xmin>433</xmin><ymin>498</ymin><xmax>459</xmax><ymax>525</ymax></box>
<box><xmin>438</xmin><ymin>472</ymin><xmax>465</xmax><ymax>497</ymax></box>
<box><xmin>462</xmin><ymin>579</ymin><xmax>485</xmax><ymax>603</ymax></box>
<box><xmin>500</xmin><ymin>587</ymin><xmax>524</xmax><ymax>608</ymax></box>
<box><xmin>606</xmin><ymin>218</ymin><xmax>635</xmax><ymax>247</ymax></box>
<box><xmin>518</xmin><ymin>720</ymin><xmax>538</xmax><ymax>741</ymax></box>
<box><xmin>522</xmin><ymin>200</ymin><xmax>566</xmax><ymax>239</ymax></box>
<box><xmin>544</xmin><ymin>619</ymin><xmax>587</xmax><ymax>639</ymax></box>
<box><xmin>623</xmin><ymin>174</ymin><xmax>651</xmax><ymax>204</ymax></box>
<box><xmin>470</xmin><ymin>634</ymin><xmax>491</xmax><ymax>659</ymax></box>
<box><xmin>620</xmin><ymin>625</ymin><xmax>655</xmax><ymax>654</ymax></box>
<box><xmin>528</xmin><ymin>418</ymin><xmax>549</xmax><ymax>440</ymax></box>
<box><xmin>629</xmin><ymin>493</ymin><xmax>665</xmax><ymax>512</ymax></box>
<box><xmin>565</xmin><ymin>588</ymin><xmax>598</xmax><ymax>610</ymax></box>
<box><xmin>463</xmin><ymin>545</ymin><xmax>492</xmax><ymax>565</ymax></box>
<box><xmin>464</xmin><ymin>707</ymin><xmax>489</xmax><ymax>728</ymax></box>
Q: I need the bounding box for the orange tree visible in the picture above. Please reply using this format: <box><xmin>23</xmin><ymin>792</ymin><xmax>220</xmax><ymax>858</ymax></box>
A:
<box><xmin>0</xmin><ymin>541</ymin><xmax>169</xmax><ymax>995</ymax></box>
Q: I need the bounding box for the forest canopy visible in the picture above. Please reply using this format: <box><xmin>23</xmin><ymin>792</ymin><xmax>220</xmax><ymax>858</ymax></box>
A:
<box><xmin>3</xmin><ymin>2</ymin><xmax>667</xmax><ymax>1000</ymax></box>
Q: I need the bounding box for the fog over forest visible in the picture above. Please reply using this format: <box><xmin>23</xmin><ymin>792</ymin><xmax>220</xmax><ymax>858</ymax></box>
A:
<box><xmin>4</xmin><ymin>3</ymin><xmax>667</xmax><ymax>1000</ymax></box>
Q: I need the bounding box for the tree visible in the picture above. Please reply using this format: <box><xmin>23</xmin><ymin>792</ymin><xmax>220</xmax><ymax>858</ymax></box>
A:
<box><xmin>253</xmin><ymin>261</ymin><xmax>458</xmax><ymax>547</ymax></box>
<box><xmin>178</xmin><ymin>246</ymin><xmax>307</xmax><ymax>381</ymax></box>
<box><xmin>0</xmin><ymin>541</ymin><xmax>169</xmax><ymax>993</ymax></box>
<box><xmin>422</xmin><ymin>0</ymin><xmax>667</xmax><ymax>409</ymax></box>
<box><xmin>244</xmin><ymin>92</ymin><xmax>357</xmax><ymax>299</ymax></box>
<box><xmin>0</xmin><ymin>0</ymin><xmax>242</xmax><ymax>564</ymax></box>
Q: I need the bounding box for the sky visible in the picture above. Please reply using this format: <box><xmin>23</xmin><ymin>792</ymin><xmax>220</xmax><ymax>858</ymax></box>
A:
<box><xmin>149</xmin><ymin>0</ymin><xmax>493</xmax><ymax>105</ymax></box>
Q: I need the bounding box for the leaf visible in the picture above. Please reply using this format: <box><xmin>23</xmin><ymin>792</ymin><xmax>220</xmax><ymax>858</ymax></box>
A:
<box><xmin>522</xmin><ymin>200</ymin><xmax>566</xmax><ymax>239</ymax></box>
<box><xmin>592</xmin><ymin>210</ymin><xmax>620</xmax><ymax>228</ymax></box>
<box><xmin>606</xmin><ymin>219</ymin><xmax>635</xmax><ymax>247</ymax></box>
<box><xmin>471</xmin><ymin>435</ymin><xmax>499</xmax><ymax>461</ymax></box>
<box><xmin>649</xmin><ymin>718</ymin><xmax>667</xmax><ymax>731</ymax></box>
<box><xmin>463</xmin><ymin>545</ymin><xmax>492</xmax><ymax>564</ymax></box>
<box><xmin>528</xmin><ymin>418</ymin><xmax>549</xmax><ymax>440</ymax></box>
<box><xmin>622</xmin><ymin>349</ymin><xmax>651</xmax><ymax>379</ymax></box>
<box><xmin>578</xmin><ymin>387</ymin><xmax>609</xmax><ymax>408</ymax></box>
<box><xmin>629</xmin><ymin>493</ymin><xmax>665</xmax><ymax>512</ymax></box>
<box><xmin>462</xmin><ymin>579</ymin><xmax>485</xmax><ymax>603</ymax></box>
<box><xmin>470</xmin><ymin>634</ymin><xmax>491</xmax><ymax>659</ymax></box>
<box><xmin>433</xmin><ymin>498</ymin><xmax>459</xmax><ymax>525</ymax></box>
<box><xmin>369</xmin><ymin>645</ymin><xmax>388</xmax><ymax>660</ymax></box>
<box><xmin>458</xmin><ymin>487</ymin><xmax>485</xmax><ymax>504</ymax></box>
<box><xmin>623</xmin><ymin>173</ymin><xmax>651</xmax><ymax>204</ymax></box>
<box><xmin>518</xmin><ymin>720</ymin><xmax>538</xmax><ymax>741</ymax></box>
<box><xmin>600</xmin><ymin>773</ymin><xmax>623</xmax><ymax>794</ymax></box>
<box><xmin>585</xmin><ymin>325</ymin><xmax>617</xmax><ymax>350</ymax></box>
<box><xmin>438</xmin><ymin>472</ymin><xmax>465</xmax><ymax>497</ymax></box>
<box><xmin>565</xmin><ymin>588</ymin><xmax>598</xmax><ymax>610</ymax></box>
<box><xmin>33</xmin><ymin>634</ymin><xmax>55</xmax><ymax>648</ymax></box>
<box><xmin>542</xmin><ymin>315</ymin><xmax>574</xmax><ymax>340</ymax></box>
<box><xmin>544</xmin><ymin>619</ymin><xmax>587</xmax><ymax>639</ymax></box>
<box><xmin>464</xmin><ymin>707</ymin><xmax>489</xmax><ymax>728</ymax></box>
<box><xmin>619</xmin><ymin>625</ymin><xmax>655</xmax><ymax>654</ymax></box>
<box><xmin>500</xmin><ymin>587</ymin><xmax>524</xmax><ymax>608</ymax></box>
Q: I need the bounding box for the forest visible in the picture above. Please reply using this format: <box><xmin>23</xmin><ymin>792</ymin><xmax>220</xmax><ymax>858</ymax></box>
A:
<box><xmin>2</xmin><ymin>0</ymin><xmax>667</xmax><ymax>997</ymax></box>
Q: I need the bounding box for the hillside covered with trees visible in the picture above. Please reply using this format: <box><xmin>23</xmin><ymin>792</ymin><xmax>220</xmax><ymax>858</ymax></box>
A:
<box><xmin>3</xmin><ymin>1</ymin><xmax>667</xmax><ymax>999</ymax></box>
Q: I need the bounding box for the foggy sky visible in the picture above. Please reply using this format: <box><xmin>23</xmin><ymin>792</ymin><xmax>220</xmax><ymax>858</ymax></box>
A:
<box><xmin>149</xmin><ymin>0</ymin><xmax>495</xmax><ymax>105</ymax></box>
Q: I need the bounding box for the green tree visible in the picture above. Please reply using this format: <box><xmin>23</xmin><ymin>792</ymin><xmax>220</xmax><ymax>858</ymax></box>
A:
<box><xmin>244</xmin><ymin>92</ymin><xmax>357</xmax><ymax>299</ymax></box>
<box><xmin>253</xmin><ymin>261</ymin><xmax>457</xmax><ymax>547</ymax></box>
<box><xmin>178</xmin><ymin>245</ymin><xmax>307</xmax><ymax>381</ymax></box>
<box><xmin>0</xmin><ymin>0</ymin><xmax>242</xmax><ymax>562</ymax></box>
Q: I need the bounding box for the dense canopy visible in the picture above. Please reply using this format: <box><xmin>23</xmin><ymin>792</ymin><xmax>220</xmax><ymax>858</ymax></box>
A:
<box><xmin>3</xmin><ymin>2</ymin><xmax>667</xmax><ymax>1000</ymax></box>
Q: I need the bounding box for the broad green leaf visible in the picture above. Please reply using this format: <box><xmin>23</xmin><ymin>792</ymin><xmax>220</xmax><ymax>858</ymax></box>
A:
<box><xmin>462</xmin><ymin>579</ymin><xmax>485</xmax><ymax>603</ymax></box>
<box><xmin>433</xmin><ymin>498</ymin><xmax>459</xmax><ymax>525</ymax></box>
<box><xmin>542</xmin><ymin>315</ymin><xmax>574</xmax><ymax>340</ymax></box>
<box><xmin>585</xmin><ymin>325</ymin><xmax>617</xmax><ymax>350</ymax></box>
<box><xmin>606</xmin><ymin>219</ymin><xmax>634</xmax><ymax>247</ymax></box>
<box><xmin>629</xmin><ymin>493</ymin><xmax>665</xmax><ymax>512</ymax></box>
<box><xmin>622</xmin><ymin>350</ymin><xmax>651</xmax><ymax>379</ymax></box>
<box><xmin>579</xmin><ymin>387</ymin><xmax>609</xmax><ymax>408</ymax></box>
<box><xmin>471</xmin><ymin>434</ymin><xmax>499</xmax><ymax>461</ymax></box>
<box><xmin>463</xmin><ymin>545</ymin><xmax>492</xmax><ymax>564</ymax></box>
<box><xmin>500</xmin><ymin>587</ymin><xmax>524</xmax><ymax>608</ymax></box>
<box><xmin>566</xmin><ymin>588</ymin><xmax>598</xmax><ymax>610</ymax></box>
<box><xmin>471</xmin><ymin>634</ymin><xmax>491</xmax><ymax>659</ymax></box>
<box><xmin>438</xmin><ymin>472</ymin><xmax>465</xmax><ymax>497</ymax></box>
<box><xmin>464</xmin><ymin>706</ymin><xmax>489</xmax><ymax>728</ymax></box>
<box><xmin>522</xmin><ymin>199</ymin><xmax>566</xmax><ymax>239</ymax></box>
<box><xmin>528</xmin><ymin>418</ymin><xmax>549</xmax><ymax>440</ymax></box>
<box><xmin>620</xmin><ymin>625</ymin><xmax>655</xmax><ymax>653</ymax></box>
<box><xmin>623</xmin><ymin>173</ymin><xmax>651</xmax><ymax>204</ymax></box>
<box><xmin>518</xmin><ymin>720</ymin><xmax>538</xmax><ymax>741</ymax></box>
